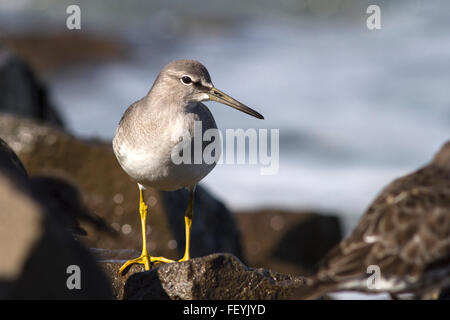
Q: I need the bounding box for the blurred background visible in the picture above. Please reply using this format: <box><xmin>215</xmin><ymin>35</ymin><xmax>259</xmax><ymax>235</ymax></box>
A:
<box><xmin>0</xmin><ymin>0</ymin><xmax>448</xmax><ymax>233</ymax></box>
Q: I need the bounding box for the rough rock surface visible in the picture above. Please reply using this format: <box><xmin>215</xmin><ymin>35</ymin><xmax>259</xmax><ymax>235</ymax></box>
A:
<box><xmin>235</xmin><ymin>209</ymin><xmax>342</xmax><ymax>275</ymax></box>
<box><xmin>100</xmin><ymin>253</ymin><xmax>305</xmax><ymax>300</ymax></box>
<box><xmin>0</xmin><ymin>48</ymin><xmax>63</xmax><ymax>126</ymax></box>
<box><xmin>0</xmin><ymin>114</ymin><xmax>243</xmax><ymax>262</ymax></box>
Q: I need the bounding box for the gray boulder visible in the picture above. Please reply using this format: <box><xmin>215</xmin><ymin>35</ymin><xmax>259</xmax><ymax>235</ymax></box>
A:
<box><xmin>100</xmin><ymin>253</ymin><xmax>305</xmax><ymax>300</ymax></box>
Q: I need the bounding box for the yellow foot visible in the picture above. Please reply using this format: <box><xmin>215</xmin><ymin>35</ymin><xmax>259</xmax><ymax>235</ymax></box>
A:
<box><xmin>118</xmin><ymin>255</ymin><xmax>175</xmax><ymax>275</ymax></box>
<box><xmin>178</xmin><ymin>255</ymin><xmax>189</xmax><ymax>262</ymax></box>
<box><xmin>119</xmin><ymin>254</ymin><xmax>151</xmax><ymax>274</ymax></box>
<box><xmin>150</xmin><ymin>256</ymin><xmax>175</xmax><ymax>265</ymax></box>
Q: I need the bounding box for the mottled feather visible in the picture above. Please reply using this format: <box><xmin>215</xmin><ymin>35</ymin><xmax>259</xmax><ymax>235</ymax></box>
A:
<box><xmin>295</xmin><ymin>141</ymin><xmax>450</xmax><ymax>299</ymax></box>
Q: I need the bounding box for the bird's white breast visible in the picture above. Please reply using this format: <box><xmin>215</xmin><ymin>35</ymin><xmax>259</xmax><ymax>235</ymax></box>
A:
<box><xmin>113</xmin><ymin>102</ymin><xmax>219</xmax><ymax>191</ymax></box>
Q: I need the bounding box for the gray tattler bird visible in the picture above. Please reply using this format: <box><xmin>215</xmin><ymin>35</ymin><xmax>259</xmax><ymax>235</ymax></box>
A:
<box><xmin>112</xmin><ymin>60</ymin><xmax>263</xmax><ymax>273</ymax></box>
<box><xmin>294</xmin><ymin>141</ymin><xmax>450</xmax><ymax>299</ymax></box>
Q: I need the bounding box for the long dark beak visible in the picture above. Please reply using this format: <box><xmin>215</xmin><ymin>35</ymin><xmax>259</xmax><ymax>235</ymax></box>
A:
<box><xmin>208</xmin><ymin>87</ymin><xmax>264</xmax><ymax>119</ymax></box>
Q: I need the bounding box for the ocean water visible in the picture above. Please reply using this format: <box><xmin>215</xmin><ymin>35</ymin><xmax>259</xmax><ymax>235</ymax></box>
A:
<box><xmin>1</xmin><ymin>1</ymin><xmax>449</xmax><ymax>232</ymax></box>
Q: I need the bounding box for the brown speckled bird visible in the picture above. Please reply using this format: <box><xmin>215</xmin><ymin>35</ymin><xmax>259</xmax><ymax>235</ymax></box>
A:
<box><xmin>295</xmin><ymin>141</ymin><xmax>450</xmax><ymax>300</ymax></box>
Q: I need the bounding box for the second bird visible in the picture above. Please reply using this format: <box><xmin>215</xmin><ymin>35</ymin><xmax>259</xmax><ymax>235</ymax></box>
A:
<box><xmin>112</xmin><ymin>59</ymin><xmax>264</xmax><ymax>274</ymax></box>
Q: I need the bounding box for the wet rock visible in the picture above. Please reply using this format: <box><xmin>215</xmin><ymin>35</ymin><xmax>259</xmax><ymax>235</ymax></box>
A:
<box><xmin>235</xmin><ymin>209</ymin><xmax>342</xmax><ymax>275</ymax></box>
<box><xmin>0</xmin><ymin>114</ymin><xmax>243</xmax><ymax>261</ymax></box>
<box><xmin>0</xmin><ymin>172</ymin><xmax>112</xmax><ymax>299</ymax></box>
<box><xmin>0</xmin><ymin>48</ymin><xmax>63</xmax><ymax>127</ymax></box>
<box><xmin>115</xmin><ymin>253</ymin><xmax>305</xmax><ymax>300</ymax></box>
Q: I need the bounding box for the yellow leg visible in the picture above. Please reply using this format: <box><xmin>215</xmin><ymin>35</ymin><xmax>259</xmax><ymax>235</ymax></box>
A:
<box><xmin>119</xmin><ymin>186</ymin><xmax>174</xmax><ymax>275</ymax></box>
<box><xmin>179</xmin><ymin>186</ymin><xmax>195</xmax><ymax>262</ymax></box>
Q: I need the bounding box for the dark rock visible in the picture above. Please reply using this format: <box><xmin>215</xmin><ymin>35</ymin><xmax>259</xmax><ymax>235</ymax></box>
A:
<box><xmin>439</xmin><ymin>286</ymin><xmax>450</xmax><ymax>300</ymax></box>
<box><xmin>0</xmin><ymin>48</ymin><xmax>63</xmax><ymax>127</ymax></box>
<box><xmin>0</xmin><ymin>137</ymin><xmax>28</xmax><ymax>184</ymax></box>
<box><xmin>116</xmin><ymin>253</ymin><xmax>305</xmax><ymax>300</ymax></box>
<box><xmin>1</xmin><ymin>136</ymin><xmax>113</xmax><ymax>238</ymax></box>
<box><xmin>161</xmin><ymin>186</ymin><xmax>243</xmax><ymax>260</ymax></box>
<box><xmin>0</xmin><ymin>173</ymin><xmax>112</xmax><ymax>299</ymax></box>
<box><xmin>0</xmin><ymin>114</ymin><xmax>243</xmax><ymax>262</ymax></box>
<box><xmin>0</xmin><ymin>137</ymin><xmax>112</xmax><ymax>298</ymax></box>
<box><xmin>235</xmin><ymin>209</ymin><xmax>342</xmax><ymax>275</ymax></box>
<box><xmin>272</xmin><ymin>214</ymin><xmax>342</xmax><ymax>272</ymax></box>
<box><xmin>30</xmin><ymin>175</ymin><xmax>117</xmax><ymax>237</ymax></box>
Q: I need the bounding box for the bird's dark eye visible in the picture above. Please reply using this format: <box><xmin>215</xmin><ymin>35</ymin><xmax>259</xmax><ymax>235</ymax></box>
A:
<box><xmin>181</xmin><ymin>76</ymin><xmax>192</xmax><ymax>85</ymax></box>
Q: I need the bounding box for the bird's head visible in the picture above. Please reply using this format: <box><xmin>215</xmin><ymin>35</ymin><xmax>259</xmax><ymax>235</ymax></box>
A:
<box><xmin>150</xmin><ymin>59</ymin><xmax>264</xmax><ymax>119</ymax></box>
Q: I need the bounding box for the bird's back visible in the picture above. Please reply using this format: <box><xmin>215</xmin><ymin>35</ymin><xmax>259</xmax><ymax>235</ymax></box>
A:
<box><xmin>113</xmin><ymin>98</ymin><xmax>219</xmax><ymax>191</ymax></box>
